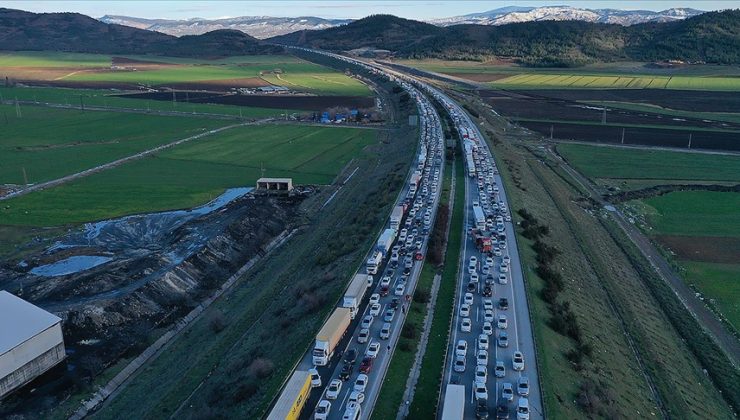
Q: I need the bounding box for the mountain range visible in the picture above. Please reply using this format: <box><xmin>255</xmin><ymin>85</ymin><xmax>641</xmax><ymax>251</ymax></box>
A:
<box><xmin>99</xmin><ymin>6</ymin><xmax>707</xmax><ymax>38</ymax></box>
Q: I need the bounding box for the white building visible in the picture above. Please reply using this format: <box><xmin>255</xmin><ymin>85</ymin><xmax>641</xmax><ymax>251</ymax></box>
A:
<box><xmin>0</xmin><ymin>291</ymin><xmax>65</xmax><ymax>399</ymax></box>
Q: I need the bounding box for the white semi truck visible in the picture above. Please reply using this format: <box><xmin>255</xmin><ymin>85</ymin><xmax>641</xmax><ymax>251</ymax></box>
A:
<box><xmin>312</xmin><ymin>307</ymin><xmax>351</xmax><ymax>366</ymax></box>
<box><xmin>390</xmin><ymin>205</ymin><xmax>404</xmax><ymax>231</ymax></box>
<box><xmin>342</xmin><ymin>274</ymin><xmax>369</xmax><ymax>319</ymax></box>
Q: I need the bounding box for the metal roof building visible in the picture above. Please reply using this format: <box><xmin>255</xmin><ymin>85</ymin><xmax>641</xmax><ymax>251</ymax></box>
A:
<box><xmin>0</xmin><ymin>291</ymin><xmax>65</xmax><ymax>399</ymax></box>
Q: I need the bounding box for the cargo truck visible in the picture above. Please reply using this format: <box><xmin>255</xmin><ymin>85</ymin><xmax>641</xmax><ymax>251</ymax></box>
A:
<box><xmin>473</xmin><ymin>205</ymin><xmax>486</xmax><ymax>231</ymax></box>
<box><xmin>267</xmin><ymin>370</ymin><xmax>311</xmax><ymax>420</ymax></box>
<box><xmin>366</xmin><ymin>250</ymin><xmax>383</xmax><ymax>275</ymax></box>
<box><xmin>390</xmin><ymin>205</ymin><xmax>404</xmax><ymax>231</ymax></box>
<box><xmin>377</xmin><ymin>228</ymin><xmax>397</xmax><ymax>255</ymax></box>
<box><xmin>343</xmin><ymin>274</ymin><xmax>369</xmax><ymax>319</ymax></box>
<box><xmin>313</xmin><ymin>307</ymin><xmax>351</xmax><ymax>366</ymax></box>
<box><xmin>441</xmin><ymin>384</ymin><xmax>465</xmax><ymax>420</ymax></box>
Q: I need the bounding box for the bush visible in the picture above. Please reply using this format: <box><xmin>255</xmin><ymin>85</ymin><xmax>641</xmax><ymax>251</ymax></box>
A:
<box><xmin>399</xmin><ymin>341</ymin><xmax>412</xmax><ymax>352</ymax></box>
<box><xmin>247</xmin><ymin>358</ymin><xmax>274</xmax><ymax>379</ymax></box>
<box><xmin>414</xmin><ymin>288</ymin><xmax>431</xmax><ymax>304</ymax></box>
<box><xmin>402</xmin><ymin>323</ymin><xmax>417</xmax><ymax>339</ymax></box>
<box><xmin>208</xmin><ymin>310</ymin><xmax>227</xmax><ymax>333</ymax></box>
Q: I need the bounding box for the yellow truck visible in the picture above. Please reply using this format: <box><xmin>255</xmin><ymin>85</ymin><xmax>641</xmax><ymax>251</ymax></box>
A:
<box><xmin>267</xmin><ymin>370</ymin><xmax>311</xmax><ymax>420</ymax></box>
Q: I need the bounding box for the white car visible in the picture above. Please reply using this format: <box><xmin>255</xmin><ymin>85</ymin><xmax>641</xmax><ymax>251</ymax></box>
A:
<box><xmin>503</xmin><ymin>255</ymin><xmax>511</xmax><ymax>264</ymax></box>
<box><xmin>476</xmin><ymin>349</ymin><xmax>488</xmax><ymax>366</ymax></box>
<box><xmin>494</xmin><ymin>360</ymin><xmax>506</xmax><ymax>378</ymax></box>
<box><xmin>474</xmin><ymin>383</ymin><xmax>488</xmax><ymax>401</ymax></box>
<box><xmin>483</xmin><ymin>299</ymin><xmax>494</xmax><ymax>311</ymax></box>
<box><xmin>310</xmin><ymin>368</ymin><xmax>322</xmax><ymax>388</ymax></box>
<box><xmin>349</xmin><ymin>390</ymin><xmax>365</xmax><ymax>404</ymax></box>
<box><xmin>475</xmin><ymin>365</ymin><xmax>488</xmax><ymax>384</ymax></box>
<box><xmin>454</xmin><ymin>354</ymin><xmax>466</xmax><ymax>372</ymax></box>
<box><xmin>517</xmin><ymin>376</ymin><xmax>530</xmax><ymax>397</ymax></box>
<box><xmin>502</xmin><ymin>382</ymin><xmax>514</xmax><ymax>402</ymax></box>
<box><xmin>513</xmin><ymin>351</ymin><xmax>525</xmax><ymax>371</ymax></box>
<box><xmin>500</xmin><ymin>262</ymin><xmax>509</xmax><ymax>273</ymax></box>
<box><xmin>517</xmin><ymin>397</ymin><xmax>530</xmax><ymax>420</ymax></box>
<box><xmin>369</xmin><ymin>293</ymin><xmax>380</xmax><ymax>304</ymax></box>
<box><xmin>497</xmin><ymin>315</ymin><xmax>508</xmax><ymax>329</ymax></box>
<box><xmin>468</xmin><ymin>256</ymin><xmax>477</xmax><ymax>273</ymax></box>
<box><xmin>326</xmin><ymin>379</ymin><xmax>342</xmax><ymax>399</ymax></box>
<box><xmin>484</xmin><ymin>309</ymin><xmax>495</xmax><ymax>323</ymax></box>
<box><xmin>460</xmin><ymin>303</ymin><xmax>471</xmax><ymax>317</ymax></box>
<box><xmin>366</xmin><ymin>342</ymin><xmax>380</xmax><ymax>358</ymax></box>
<box><xmin>380</xmin><ymin>323</ymin><xmax>391</xmax><ymax>339</ymax></box>
<box><xmin>470</xmin><ymin>271</ymin><xmax>479</xmax><ymax>283</ymax></box>
<box><xmin>482</xmin><ymin>321</ymin><xmax>493</xmax><ymax>336</ymax></box>
<box><xmin>493</xmin><ymin>247</ymin><xmax>502</xmax><ymax>256</ymax></box>
<box><xmin>357</xmin><ymin>328</ymin><xmax>370</xmax><ymax>344</ymax></box>
<box><xmin>478</xmin><ymin>334</ymin><xmax>489</xmax><ymax>350</ymax></box>
<box><xmin>354</xmin><ymin>374</ymin><xmax>369</xmax><ymax>393</ymax></box>
<box><xmin>369</xmin><ymin>303</ymin><xmax>381</xmax><ymax>317</ymax></box>
<box><xmin>464</xmin><ymin>293</ymin><xmax>474</xmax><ymax>305</ymax></box>
<box><xmin>461</xmin><ymin>318</ymin><xmax>472</xmax><ymax>332</ymax></box>
<box><xmin>344</xmin><ymin>401</ymin><xmax>361</xmax><ymax>420</ymax></box>
<box><xmin>314</xmin><ymin>399</ymin><xmax>331</xmax><ymax>420</ymax></box>
<box><xmin>394</xmin><ymin>283</ymin><xmax>406</xmax><ymax>296</ymax></box>
<box><xmin>380</xmin><ymin>276</ymin><xmax>392</xmax><ymax>288</ymax></box>
<box><xmin>485</xmin><ymin>256</ymin><xmax>494</xmax><ymax>267</ymax></box>
<box><xmin>498</xmin><ymin>274</ymin><xmax>508</xmax><ymax>285</ymax></box>
<box><xmin>361</xmin><ymin>315</ymin><xmax>374</xmax><ymax>329</ymax></box>
<box><xmin>455</xmin><ymin>340</ymin><xmax>468</xmax><ymax>357</ymax></box>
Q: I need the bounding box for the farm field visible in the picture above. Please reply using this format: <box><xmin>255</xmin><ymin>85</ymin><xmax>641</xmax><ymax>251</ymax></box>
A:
<box><xmin>490</xmin><ymin>73</ymin><xmax>740</xmax><ymax>91</ymax></box>
<box><xmin>0</xmin><ymin>86</ymin><xmax>308</xmax><ymax>117</ymax></box>
<box><xmin>0</xmin><ymin>51</ymin><xmax>371</xmax><ymax>96</ymax></box>
<box><xmin>559</xmin><ymin>143</ymin><xmax>740</xmax><ymax>332</ymax></box>
<box><xmin>0</xmin><ymin>125</ymin><xmax>376</xmax><ymax>226</ymax></box>
<box><xmin>583</xmin><ymin>101</ymin><xmax>740</xmax><ymax>125</ymax></box>
<box><xmin>0</xmin><ymin>104</ymin><xmax>228</xmax><ymax>185</ymax></box>
<box><xmin>556</xmin><ymin>143</ymin><xmax>740</xmax><ymax>188</ymax></box>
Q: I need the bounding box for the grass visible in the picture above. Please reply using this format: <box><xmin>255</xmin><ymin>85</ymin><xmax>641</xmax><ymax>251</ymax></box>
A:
<box><xmin>0</xmin><ymin>125</ymin><xmax>376</xmax><ymax>226</ymax></box>
<box><xmin>0</xmin><ymin>104</ymin><xmax>230</xmax><ymax>184</ymax></box>
<box><xmin>682</xmin><ymin>260</ymin><xmax>740</xmax><ymax>329</ymax></box>
<box><xmin>583</xmin><ymin>101</ymin><xmax>740</xmax><ymax>125</ymax></box>
<box><xmin>407</xmin><ymin>145</ymin><xmax>464</xmax><ymax>419</ymax></box>
<box><xmin>512</xmin><ymin>116</ymin><xmax>740</xmax><ymax>133</ymax></box>
<box><xmin>490</xmin><ymin>74</ymin><xmax>740</xmax><ymax>91</ymax></box>
<box><xmin>0</xmin><ymin>86</ymin><xmax>307</xmax><ymax>117</ymax></box>
<box><xmin>557</xmin><ymin>143</ymin><xmax>740</xmax><ymax>183</ymax></box>
<box><xmin>0</xmin><ymin>51</ymin><xmax>371</xmax><ymax>96</ymax></box>
<box><xmin>640</xmin><ymin>191</ymin><xmax>740</xmax><ymax>237</ymax></box>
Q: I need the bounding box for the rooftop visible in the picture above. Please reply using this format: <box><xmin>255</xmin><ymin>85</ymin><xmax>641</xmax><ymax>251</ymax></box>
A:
<box><xmin>0</xmin><ymin>291</ymin><xmax>61</xmax><ymax>356</ymax></box>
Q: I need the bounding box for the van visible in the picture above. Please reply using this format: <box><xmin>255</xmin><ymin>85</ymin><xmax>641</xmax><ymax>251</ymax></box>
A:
<box><xmin>342</xmin><ymin>401</ymin><xmax>361</xmax><ymax>420</ymax></box>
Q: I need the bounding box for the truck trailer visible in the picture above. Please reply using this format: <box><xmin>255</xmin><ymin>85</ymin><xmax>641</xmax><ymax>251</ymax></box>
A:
<box><xmin>473</xmin><ymin>205</ymin><xmax>486</xmax><ymax>231</ymax></box>
<box><xmin>390</xmin><ymin>205</ymin><xmax>404</xmax><ymax>231</ymax></box>
<box><xmin>366</xmin><ymin>250</ymin><xmax>383</xmax><ymax>275</ymax></box>
<box><xmin>342</xmin><ymin>274</ymin><xmax>369</xmax><ymax>319</ymax></box>
<box><xmin>267</xmin><ymin>370</ymin><xmax>311</xmax><ymax>420</ymax></box>
<box><xmin>376</xmin><ymin>228</ymin><xmax>397</xmax><ymax>255</ymax></box>
<box><xmin>312</xmin><ymin>307</ymin><xmax>351</xmax><ymax>366</ymax></box>
<box><xmin>441</xmin><ymin>384</ymin><xmax>465</xmax><ymax>420</ymax></box>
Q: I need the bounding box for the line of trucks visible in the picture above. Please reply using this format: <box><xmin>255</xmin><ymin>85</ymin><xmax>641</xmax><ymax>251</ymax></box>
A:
<box><xmin>268</xmin><ymin>47</ymin><xmax>446</xmax><ymax>420</ymax></box>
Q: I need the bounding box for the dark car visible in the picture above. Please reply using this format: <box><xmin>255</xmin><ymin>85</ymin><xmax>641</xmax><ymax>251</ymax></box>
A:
<box><xmin>390</xmin><ymin>298</ymin><xmax>400</xmax><ymax>309</ymax></box>
<box><xmin>359</xmin><ymin>357</ymin><xmax>373</xmax><ymax>374</ymax></box>
<box><xmin>380</xmin><ymin>286</ymin><xmax>390</xmax><ymax>297</ymax></box>
<box><xmin>483</xmin><ymin>285</ymin><xmax>493</xmax><ymax>297</ymax></box>
<box><xmin>476</xmin><ymin>398</ymin><xmax>490</xmax><ymax>419</ymax></box>
<box><xmin>496</xmin><ymin>398</ymin><xmax>510</xmax><ymax>419</ymax></box>
<box><xmin>467</xmin><ymin>282</ymin><xmax>477</xmax><ymax>293</ymax></box>
<box><xmin>344</xmin><ymin>349</ymin><xmax>358</xmax><ymax>365</ymax></box>
<box><xmin>340</xmin><ymin>363</ymin><xmax>352</xmax><ymax>381</ymax></box>
<box><xmin>498</xmin><ymin>297</ymin><xmax>509</xmax><ymax>310</ymax></box>
<box><xmin>450</xmin><ymin>374</ymin><xmax>461</xmax><ymax>385</ymax></box>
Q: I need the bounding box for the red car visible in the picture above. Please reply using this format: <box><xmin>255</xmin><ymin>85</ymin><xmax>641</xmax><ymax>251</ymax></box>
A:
<box><xmin>415</xmin><ymin>252</ymin><xmax>424</xmax><ymax>261</ymax></box>
<box><xmin>380</xmin><ymin>286</ymin><xmax>389</xmax><ymax>296</ymax></box>
<box><xmin>359</xmin><ymin>357</ymin><xmax>373</xmax><ymax>374</ymax></box>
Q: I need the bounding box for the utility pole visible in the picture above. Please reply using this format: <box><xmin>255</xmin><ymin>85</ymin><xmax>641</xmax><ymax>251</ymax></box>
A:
<box><xmin>260</xmin><ymin>162</ymin><xmax>266</xmax><ymax>178</ymax></box>
<box><xmin>172</xmin><ymin>91</ymin><xmax>177</xmax><ymax>107</ymax></box>
<box><xmin>22</xmin><ymin>167</ymin><xmax>28</xmax><ymax>186</ymax></box>
<box><xmin>688</xmin><ymin>133</ymin><xmax>692</xmax><ymax>149</ymax></box>
<box><xmin>239</xmin><ymin>108</ymin><xmax>243</xmax><ymax>119</ymax></box>
<box><xmin>601</xmin><ymin>108</ymin><xmax>607</xmax><ymax>124</ymax></box>
<box><xmin>549</xmin><ymin>124</ymin><xmax>554</xmax><ymax>140</ymax></box>
<box><xmin>15</xmin><ymin>98</ymin><xmax>21</xmax><ymax>118</ymax></box>
<box><xmin>79</xmin><ymin>95</ymin><xmax>84</xmax><ymax>111</ymax></box>
<box><xmin>621</xmin><ymin>127</ymin><xmax>625</xmax><ymax>144</ymax></box>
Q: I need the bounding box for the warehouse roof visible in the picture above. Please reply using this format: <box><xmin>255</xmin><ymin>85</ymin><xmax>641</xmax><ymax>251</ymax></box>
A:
<box><xmin>0</xmin><ymin>291</ymin><xmax>61</xmax><ymax>356</ymax></box>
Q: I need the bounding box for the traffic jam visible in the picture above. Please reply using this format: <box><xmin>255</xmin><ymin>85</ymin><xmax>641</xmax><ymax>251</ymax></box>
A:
<box><xmin>268</xmin><ymin>59</ymin><xmax>446</xmax><ymax>420</ymax></box>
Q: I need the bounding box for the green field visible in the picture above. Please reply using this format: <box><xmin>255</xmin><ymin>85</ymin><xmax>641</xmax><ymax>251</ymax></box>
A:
<box><xmin>0</xmin><ymin>86</ymin><xmax>306</xmax><ymax>118</ymax></box>
<box><xmin>0</xmin><ymin>104</ymin><xmax>229</xmax><ymax>184</ymax></box>
<box><xmin>0</xmin><ymin>125</ymin><xmax>376</xmax><ymax>226</ymax></box>
<box><xmin>557</xmin><ymin>143</ymin><xmax>740</xmax><ymax>184</ymax></box>
<box><xmin>0</xmin><ymin>51</ymin><xmax>371</xmax><ymax>96</ymax></box>
<box><xmin>640</xmin><ymin>191</ymin><xmax>740</xmax><ymax>237</ymax></box>
<box><xmin>583</xmin><ymin>101</ymin><xmax>740</xmax><ymax>125</ymax></box>
<box><xmin>682</xmin><ymin>261</ymin><xmax>740</xmax><ymax>328</ymax></box>
<box><xmin>490</xmin><ymin>73</ymin><xmax>740</xmax><ymax>90</ymax></box>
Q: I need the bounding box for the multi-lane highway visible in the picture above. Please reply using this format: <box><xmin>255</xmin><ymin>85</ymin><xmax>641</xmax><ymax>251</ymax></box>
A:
<box><xmin>432</xmin><ymin>89</ymin><xmax>543</xmax><ymax>419</ymax></box>
<box><xmin>269</xmin><ymin>48</ymin><xmax>541</xmax><ymax>420</ymax></box>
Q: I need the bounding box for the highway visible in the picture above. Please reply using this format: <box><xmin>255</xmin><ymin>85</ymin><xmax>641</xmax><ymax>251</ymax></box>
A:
<box><xmin>285</xmin><ymin>74</ymin><xmax>446</xmax><ymax>420</ymax></box>
<box><xmin>430</xmin><ymin>88</ymin><xmax>544</xmax><ymax>419</ymax></box>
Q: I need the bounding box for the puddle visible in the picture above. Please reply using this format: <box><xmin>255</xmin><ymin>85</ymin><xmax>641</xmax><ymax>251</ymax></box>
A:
<box><xmin>30</xmin><ymin>255</ymin><xmax>113</xmax><ymax>277</ymax></box>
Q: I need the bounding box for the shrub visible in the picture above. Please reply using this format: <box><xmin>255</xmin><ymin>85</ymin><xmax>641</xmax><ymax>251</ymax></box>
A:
<box><xmin>208</xmin><ymin>310</ymin><xmax>227</xmax><ymax>333</ymax></box>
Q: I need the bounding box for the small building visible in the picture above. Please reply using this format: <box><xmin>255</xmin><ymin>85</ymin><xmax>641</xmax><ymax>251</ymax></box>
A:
<box><xmin>256</xmin><ymin>177</ymin><xmax>294</xmax><ymax>192</ymax></box>
<box><xmin>0</xmin><ymin>291</ymin><xmax>65</xmax><ymax>399</ymax></box>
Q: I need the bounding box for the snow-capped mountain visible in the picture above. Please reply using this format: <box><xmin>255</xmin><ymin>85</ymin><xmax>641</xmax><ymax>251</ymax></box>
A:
<box><xmin>429</xmin><ymin>6</ymin><xmax>705</xmax><ymax>26</ymax></box>
<box><xmin>99</xmin><ymin>15</ymin><xmax>352</xmax><ymax>39</ymax></box>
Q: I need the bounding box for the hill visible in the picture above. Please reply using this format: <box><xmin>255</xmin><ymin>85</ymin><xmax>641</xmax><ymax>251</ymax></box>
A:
<box><xmin>0</xmin><ymin>8</ymin><xmax>282</xmax><ymax>56</ymax></box>
<box><xmin>271</xmin><ymin>10</ymin><xmax>740</xmax><ymax>66</ymax></box>
<box><xmin>99</xmin><ymin>14</ymin><xmax>352</xmax><ymax>39</ymax></box>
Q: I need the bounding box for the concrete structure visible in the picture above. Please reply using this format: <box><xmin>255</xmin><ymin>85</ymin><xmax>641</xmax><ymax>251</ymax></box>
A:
<box><xmin>256</xmin><ymin>177</ymin><xmax>294</xmax><ymax>192</ymax></box>
<box><xmin>0</xmin><ymin>291</ymin><xmax>65</xmax><ymax>399</ymax></box>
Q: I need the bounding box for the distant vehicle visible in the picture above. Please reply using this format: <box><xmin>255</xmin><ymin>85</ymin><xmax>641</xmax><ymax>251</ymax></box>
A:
<box><xmin>361</xmin><ymin>315</ymin><xmax>374</xmax><ymax>329</ymax></box>
<box><xmin>477</xmin><ymin>349</ymin><xmax>489</xmax><ymax>366</ymax></box>
<box><xmin>313</xmin><ymin>308</ymin><xmax>351</xmax><ymax>366</ymax></box>
<box><xmin>461</xmin><ymin>318</ymin><xmax>472</xmax><ymax>332</ymax></box>
<box><xmin>442</xmin><ymin>384</ymin><xmax>466</xmax><ymax>420</ymax></box>
<box><xmin>370</xmin><ymin>303</ymin><xmax>381</xmax><ymax>317</ymax></box>
<box><xmin>455</xmin><ymin>340</ymin><xmax>468</xmax><ymax>357</ymax></box>
<box><xmin>349</xmin><ymin>390</ymin><xmax>365</xmax><ymax>404</ymax></box>
<box><xmin>498</xmin><ymin>315</ymin><xmax>508</xmax><ymax>329</ymax></box>
<box><xmin>478</xmin><ymin>334</ymin><xmax>489</xmax><ymax>350</ymax></box>
<box><xmin>482</xmin><ymin>322</ymin><xmax>493</xmax><ymax>336</ymax></box>
<box><xmin>513</xmin><ymin>351</ymin><xmax>525</xmax><ymax>371</ymax></box>
<box><xmin>310</xmin><ymin>368</ymin><xmax>322</xmax><ymax>388</ymax></box>
<box><xmin>343</xmin><ymin>401</ymin><xmax>361</xmax><ymax>420</ymax></box>
<box><xmin>359</xmin><ymin>357</ymin><xmax>373</xmax><ymax>374</ymax></box>
<box><xmin>484</xmin><ymin>309</ymin><xmax>495</xmax><ymax>323</ymax></box>
<box><xmin>483</xmin><ymin>285</ymin><xmax>493</xmax><ymax>297</ymax></box>
<box><xmin>517</xmin><ymin>398</ymin><xmax>530</xmax><ymax>420</ymax></box>
<box><xmin>354</xmin><ymin>374</ymin><xmax>369</xmax><ymax>393</ymax></box>
<box><xmin>394</xmin><ymin>283</ymin><xmax>406</xmax><ymax>296</ymax></box>
<box><xmin>454</xmin><ymin>354</ymin><xmax>466</xmax><ymax>372</ymax></box>
<box><xmin>517</xmin><ymin>376</ymin><xmax>530</xmax><ymax>397</ymax></box>
<box><xmin>464</xmin><ymin>293</ymin><xmax>474</xmax><ymax>305</ymax></box>
<box><xmin>315</xmin><ymin>399</ymin><xmax>331</xmax><ymax>420</ymax></box>
<box><xmin>460</xmin><ymin>303</ymin><xmax>471</xmax><ymax>317</ymax></box>
<box><xmin>496</xmin><ymin>399</ymin><xmax>510</xmax><ymax>420</ymax></box>
<box><xmin>339</xmin><ymin>363</ymin><xmax>352</xmax><ymax>381</ymax></box>
<box><xmin>483</xmin><ymin>299</ymin><xmax>494</xmax><ymax>311</ymax></box>
<box><xmin>474</xmin><ymin>383</ymin><xmax>488</xmax><ymax>401</ymax></box>
<box><xmin>366</xmin><ymin>342</ymin><xmax>380</xmax><ymax>358</ymax></box>
<box><xmin>498</xmin><ymin>274</ymin><xmax>508</xmax><ymax>285</ymax></box>
<box><xmin>380</xmin><ymin>322</ymin><xmax>391</xmax><ymax>339</ymax></box>
<box><xmin>475</xmin><ymin>365</ymin><xmax>488</xmax><ymax>384</ymax></box>
<box><xmin>495</xmin><ymin>360</ymin><xmax>506</xmax><ymax>378</ymax></box>
<box><xmin>467</xmin><ymin>282</ymin><xmax>477</xmax><ymax>293</ymax></box>
<box><xmin>370</xmin><ymin>293</ymin><xmax>380</xmax><ymax>304</ymax></box>
<box><xmin>384</xmin><ymin>308</ymin><xmax>396</xmax><ymax>322</ymax></box>
<box><xmin>502</xmin><ymin>383</ymin><xmax>514</xmax><ymax>402</ymax></box>
<box><xmin>343</xmin><ymin>349</ymin><xmax>357</xmax><ymax>365</ymax></box>
<box><xmin>498</xmin><ymin>297</ymin><xmax>509</xmax><ymax>310</ymax></box>
<box><xmin>358</xmin><ymin>328</ymin><xmax>369</xmax><ymax>344</ymax></box>
<box><xmin>498</xmin><ymin>332</ymin><xmax>509</xmax><ymax>348</ymax></box>
<box><xmin>326</xmin><ymin>379</ymin><xmax>342</xmax><ymax>399</ymax></box>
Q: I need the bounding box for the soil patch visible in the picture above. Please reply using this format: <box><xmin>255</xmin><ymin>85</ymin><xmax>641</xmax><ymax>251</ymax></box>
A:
<box><xmin>655</xmin><ymin>235</ymin><xmax>740</xmax><ymax>264</ymax></box>
<box><xmin>446</xmin><ymin>72</ymin><xmax>510</xmax><ymax>82</ymax></box>
<box><xmin>117</xmin><ymin>91</ymin><xmax>375</xmax><ymax>111</ymax></box>
<box><xmin>162</xmin><ymin>77</ymin><xmax>270</xmax><ymax>90</ymax></box>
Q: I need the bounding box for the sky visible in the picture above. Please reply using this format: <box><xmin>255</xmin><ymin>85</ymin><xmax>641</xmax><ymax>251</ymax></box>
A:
<box><xmin>2</xmin><ymin>0</ymin><xmax>736</xmax><ymax>20</ymax></box>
